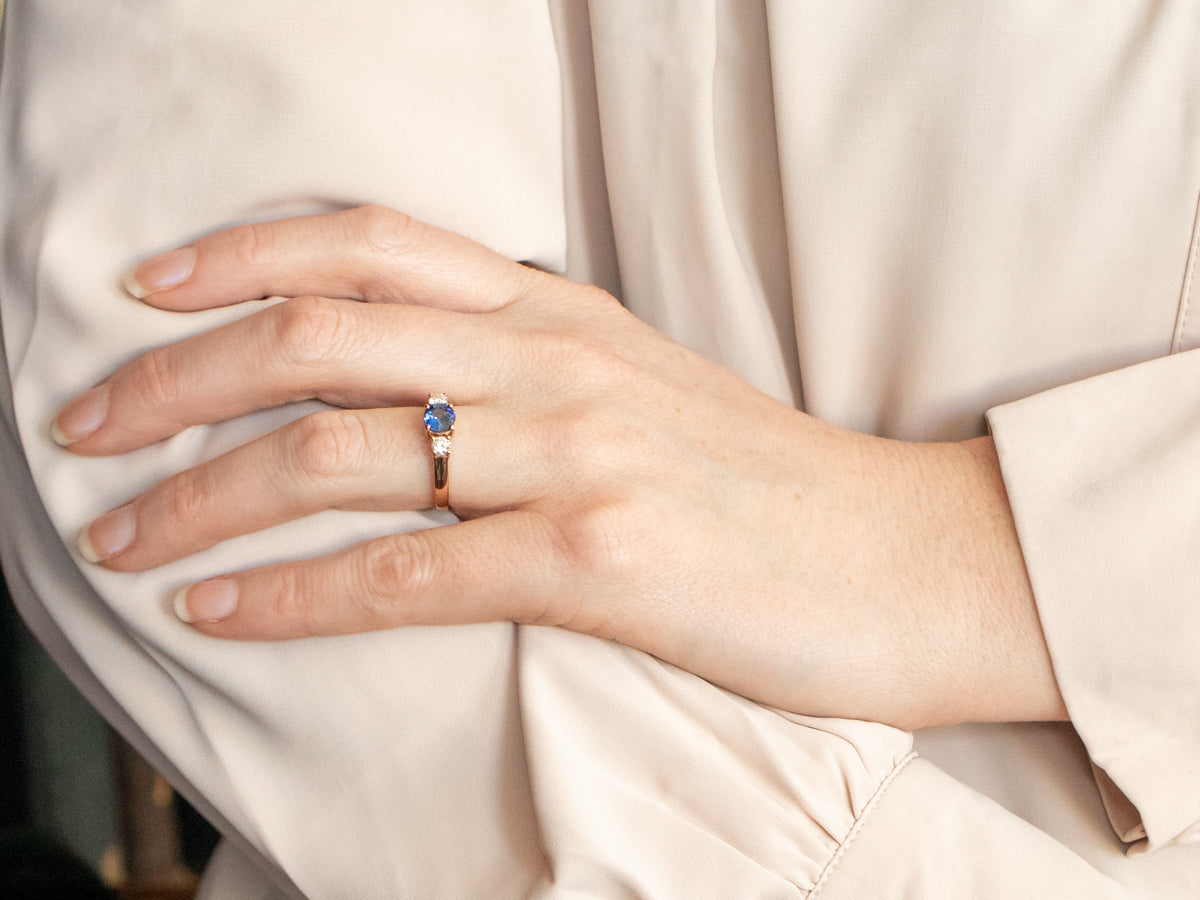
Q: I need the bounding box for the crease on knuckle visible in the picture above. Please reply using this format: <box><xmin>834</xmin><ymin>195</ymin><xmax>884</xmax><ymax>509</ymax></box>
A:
<box><xmin>272</xmin><ymin>295</ymin><xmax>356</xmax><ymax>369</ymax></box>
<box><xmin>349</xmin><ymin>205</ymin><xmax>420</xmax><ymax>299</ymax></box>
<box><xmin>559</xmin><ymin>500</ymin><xmax>640</xmax><ymax>585</ymax></box>
<box><xmin>358</xmin><ymin>533</ymin><xmax>435</xmax><ymax>619</ymax></box>
<box><xmin>571</xmin><ymin>282</ymin><xmax>623</xmax><ymax>311</ymax></box>
<box><xmin>165</xmin><ymin>466</ymin><xmax>215</xmax><ymax>530</ymax></box>
<box><xmin>549</xmin><ymin>330</ymin><xmax>633</xmax><ymax>393</ymax></box>
<box><xmin>532</xmin><ymin>507</ymin><xmax>630</xmax><ymax>636</ymax></box>
<box><xmin>134</xmin><ymin>346</ymin><xmax>183</xmax><ymax>409</ymax></box>
<box><xmin>548</xmin><ymin>404</ymin><xmax>631</xmax><ymax>487</ymax></box>
<box><xmin>230</xmin><ymin>220</ymin><xmax>270</xmax><ymax>272</ymax></box>
<box><xmin>352</xmin><ymin>204</ymin><xmax>415</xmax><ymax>260</ymax></box>
<box><xmin>289</xmin><ymin>410</ymin><xmax>372</xmax><ymax>485</ymax></box>
<box><xmin>265</xmin><ymin>567</ymin><xmax>322</xmax><ymax>634</ymax></box>
<box><xmin>535</xmin><ymin>279</ymin><xmax>627</xmax><ymax>322</ymax></box>
<box><xmin>513</xmin><ymin>513</ymin><xmax>577</xmax><ymax>628</ymax></box>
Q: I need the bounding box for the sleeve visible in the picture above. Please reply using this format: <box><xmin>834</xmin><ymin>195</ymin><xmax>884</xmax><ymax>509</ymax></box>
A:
<box><xmin>0</xmin><ymin>3</ymin><xmax>921</xmax><ymax>898</ymax></box>
<box><xmin>987</xmin><ymin>349</ymin><xmax>1200</xmax><ymax>853</ymax></box>
<box><xmin>0</xmin><ymin>1</ymin><xmax>564</xmax><ymax>895</ymax></box>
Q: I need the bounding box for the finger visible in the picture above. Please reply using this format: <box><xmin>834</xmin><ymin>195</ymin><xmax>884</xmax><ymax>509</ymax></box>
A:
<box><xmin>125</xmin><ymin>205</ymin><xmax>534</xmax><ymax>313</ymax></box>
<box><xmin>78</xmin><ymin>405</ymin><xmax>533</xmax><ymax>572</ymax></box>
<box><xmin>172</xmin><ymin>511</ymin><xmax>589</xmax><ymax>640</ymax></box>
<box><xmin>53</xmin><ymin>295</ymin><xmax>508</xmax><ymax>455</ymax></box>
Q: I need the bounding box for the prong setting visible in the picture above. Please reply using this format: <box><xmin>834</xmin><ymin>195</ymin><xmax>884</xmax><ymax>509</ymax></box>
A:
<box><xmin>424</xmin><ymin>394</ymin><xmax>455</xmax><ymax>509</ymax></box>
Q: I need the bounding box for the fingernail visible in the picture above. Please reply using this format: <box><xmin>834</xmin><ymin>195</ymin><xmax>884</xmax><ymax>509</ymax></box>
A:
<box><xmin>77</xmin><ymin>505</ymin><xmax>136</xmax><ymax>563</ymax></box>
<box><xmin>123</xmin><ymin>246</ymin><xmax>196</xmax><ymax>298</ymax></box>
<box><xmin>174</xmin><ymin>579</ymin><xmax>238</xmax><ymax>623</ymax></box>
<box><xmin>52</xmin><ymin>384</ymin><xmax>109</xmax><ymax>446</ymax></box>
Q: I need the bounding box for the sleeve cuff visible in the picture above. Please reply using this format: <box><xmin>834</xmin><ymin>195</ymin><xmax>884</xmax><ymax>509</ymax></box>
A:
<box><xmin>986</xmin><ymin>351</ymin><xmax>1200</xmax><ymax>851</ymax></box>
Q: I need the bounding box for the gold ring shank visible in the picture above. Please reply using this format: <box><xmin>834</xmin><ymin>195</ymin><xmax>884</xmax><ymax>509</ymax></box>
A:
<box><xmin>424</xmin><ymin>394</ymin><xmax>454</xmax><ymax>510</ymax></box>
<box><xmin>432</xmin><ymin>455</ymin><xmax>450</xmax><ymax>510</ymax></box>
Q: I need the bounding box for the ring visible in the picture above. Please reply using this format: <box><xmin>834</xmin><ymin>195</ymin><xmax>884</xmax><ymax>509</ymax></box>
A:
<box><xmin>423</xmin><ymin>393</ymin><xmax>455</xmax><ymax>509</ymax></box>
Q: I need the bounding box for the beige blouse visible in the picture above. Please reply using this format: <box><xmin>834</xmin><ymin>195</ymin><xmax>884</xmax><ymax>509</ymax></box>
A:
<box><xmin>1</xmin><ymin>1</ymin><xmax>1197</xmax><ymax>896</ymax></box>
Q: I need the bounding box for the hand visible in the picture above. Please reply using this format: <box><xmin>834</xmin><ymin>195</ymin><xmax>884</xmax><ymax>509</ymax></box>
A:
<box><xmin>54</xmin><ymin>206</ymin><xmax>1066</xmax><ymax>730</ymax></box>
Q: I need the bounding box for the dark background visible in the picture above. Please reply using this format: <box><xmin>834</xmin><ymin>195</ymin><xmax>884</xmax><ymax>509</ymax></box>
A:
<box><xmin>0</xmin><ymin>567</ymin><xmax>217</xmax><ymax>899</ymax></box>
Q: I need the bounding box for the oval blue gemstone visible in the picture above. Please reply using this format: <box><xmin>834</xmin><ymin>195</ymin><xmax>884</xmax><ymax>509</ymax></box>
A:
<box><xmin>424</xmin><ymin>403</ymin><xmax>455</xmax><ymax>433</ymax></box>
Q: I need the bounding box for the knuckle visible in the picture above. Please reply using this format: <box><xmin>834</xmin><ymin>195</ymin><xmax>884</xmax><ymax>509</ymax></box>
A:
<box><xmin>165</xmin><ymin>467</ymin><xmax>215</xmax><ymax>528</ymax></box>
<box><xmin>575</xmin><ymin>282</ymin><xmax>622</xmax><ymax>310</ymax></box>
<box><xmin>271</xmin><ymin>295</ymin><xmax>356</xmax><ymax>368</ymax></box>
<box><xmin>533</xmin><ymin>276</ymin><xmax>624</xmax><ymax>317</ymax></box>
<box><xmin>526</xmin><ymin>512</ymin><xmax>581</xmax><ymax>589</ymax></box>
<box><xmin>511</xmin><ymin>325</ymin><xmax>629</xmax><ymax>404</ymax></box>
<box><xmin>524</xmin><ymin>509</ymin><xmax>632</xmax><ymax>637</ymax></box>
<box><xmin>289</xmin><ymin>410</ymin><xmax>372</xmax><ymax>482</ymax></box>
<box><xmin>558</xmin><ymin>500</ymin><xmax>641</xmax><ymax>582</ymax></box>
<box><xmin>547</xmin><ymin>404</ymin><xmax>597</xmax><ymax>462</ymax></box>
<box><xmin>229</xmin><ymin>220</ymin><xmax>271</xmax><ymax>270</ymax></box>
<box><xmin>551</xmin><ymin>404</ymin><xmax>631</xmax><ymax>480</ymax></box>
<box><xmin>358</xmin><ymin>533</ymin><xmax>436</xmax><ymax>613</ymax></box>
<box><xmin>265</xmin><ymin>566</ymin><xmax>323</xmax><ymax>633</ymax></box>
<box><xmin>556</xmin><ymin>330</ymin><xmax>633</xmax><ymax>388</ymax></box>
<box><xmin>352</xmin><ymin>204</ymin><xmax>417</xmax><ymax>261</ymax></box>
<box><xmin>133</xmin><ymin>346</ymin><xmax>183</xmax><ymax>408</ymax></box>
<box><xmin>348</xmin><ymin>205</ymin><xmax>421</xmax><ymax>299</ymax></box>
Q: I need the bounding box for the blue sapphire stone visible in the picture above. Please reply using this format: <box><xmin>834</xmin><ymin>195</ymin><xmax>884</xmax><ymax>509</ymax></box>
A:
<box><xmin>424</xmin><ymin>401</ymin><xmax>455</xmax><ymax>434</ymax></box>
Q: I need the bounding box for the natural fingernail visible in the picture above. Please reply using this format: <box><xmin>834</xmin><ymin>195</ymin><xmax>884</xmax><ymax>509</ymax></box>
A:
<box><xmin>52</xmin><ymin>384</ymin><xmax>110</xmax><ymax>446</ymax></box>
<box><xmin>174</xmin><ymin>579</ymin><xmax>238</xmax><ymax>624</ymax></box>
<box><xmin>77</xmin><ymin>505</ymin><xmax>136</xmax><ymax>563</ymax></box>
<box><xmin>123</xmin><ymin>246</ymin><xmax>196</xmax><ymax>298</ymax></box>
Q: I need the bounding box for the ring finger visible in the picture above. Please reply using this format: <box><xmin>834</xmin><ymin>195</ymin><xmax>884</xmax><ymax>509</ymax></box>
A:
<box><xmin>77</xmin><ymin>402</ymin><xmax>537</xmax><ymax>572</ymax></box>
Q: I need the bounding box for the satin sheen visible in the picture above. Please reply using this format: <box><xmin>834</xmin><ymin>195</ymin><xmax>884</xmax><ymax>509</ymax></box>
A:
<box><xmin>1</xmin><ymin>2</ymin><xmax>1198</xmax><ymax>897</ymax></box>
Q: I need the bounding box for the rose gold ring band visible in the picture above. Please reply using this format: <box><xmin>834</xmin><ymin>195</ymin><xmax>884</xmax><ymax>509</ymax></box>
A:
<box><xmin>423</xmin><ymin>394</ymin><xmax>455</xmax><ymax>510</ymax></box>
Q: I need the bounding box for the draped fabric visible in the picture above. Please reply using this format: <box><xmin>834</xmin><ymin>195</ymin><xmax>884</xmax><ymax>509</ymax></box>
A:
<box><xmin>1</xmin><ymin>2</ymin><xmax>1198</xmax><ymax>896</ymax></box>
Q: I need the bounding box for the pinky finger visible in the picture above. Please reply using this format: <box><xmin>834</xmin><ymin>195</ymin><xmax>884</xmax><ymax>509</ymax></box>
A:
<box><xmin>173</xmin><ymin>511</ymin><xmax>577</xmax><ymax>640</ymax></box>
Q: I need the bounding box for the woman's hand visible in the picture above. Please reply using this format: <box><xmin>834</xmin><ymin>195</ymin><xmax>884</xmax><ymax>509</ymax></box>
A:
<box><xmin>53</xmin><ymin>206</ymin><xmax>1066</xmax><ymax>730</ymax></box>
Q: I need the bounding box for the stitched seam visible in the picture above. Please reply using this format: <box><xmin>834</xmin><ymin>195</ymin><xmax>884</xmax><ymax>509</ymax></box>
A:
<box><xmin>807</xmin><ymin>750</ymin><xmax>918</xmax><ymax>898</ymax></box>
<box><xmin>1170</xmin><ymin>188</ymin><xmax>1200</xmax><ymax>353</ymax></box>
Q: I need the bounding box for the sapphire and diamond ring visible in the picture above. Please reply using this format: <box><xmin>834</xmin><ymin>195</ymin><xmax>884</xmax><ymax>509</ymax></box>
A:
<box><xmin>423</xmin><ymin>394</ymin><xmax>455</xmax><ymax>509</ymax></box>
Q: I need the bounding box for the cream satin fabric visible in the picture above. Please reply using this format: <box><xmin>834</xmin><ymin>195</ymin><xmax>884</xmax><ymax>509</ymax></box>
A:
<box><xmin>1</xmin><ymin>1</ymin><xmax>1198</xmax><ymax>897</ymax></box>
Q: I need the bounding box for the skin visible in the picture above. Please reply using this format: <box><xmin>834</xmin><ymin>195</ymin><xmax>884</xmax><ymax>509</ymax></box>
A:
<box><xmin>55</xmin><ymin>205</ymin><xmax>1067</xmax><ymax>731</ymax></box>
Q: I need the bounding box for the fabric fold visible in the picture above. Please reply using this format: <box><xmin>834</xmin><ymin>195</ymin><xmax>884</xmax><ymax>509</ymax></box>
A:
<box><xmin>988</xmin><ymin>352</ymin><xmax>1200</xmax><ymax>852</ymax></box>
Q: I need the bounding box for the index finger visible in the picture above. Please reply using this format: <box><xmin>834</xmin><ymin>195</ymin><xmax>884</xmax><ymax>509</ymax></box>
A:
<box><xmin>125</xmin><ymin>205</ymin><xmax>533</xmax><ymax>313</ymax></box>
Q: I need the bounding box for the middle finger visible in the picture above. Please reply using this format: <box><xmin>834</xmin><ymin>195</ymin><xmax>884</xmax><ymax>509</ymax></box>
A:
<box><xmin>54</xmin><ymin>296</ymin><xmax>512</xmax><ymax>455</ymax></box>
